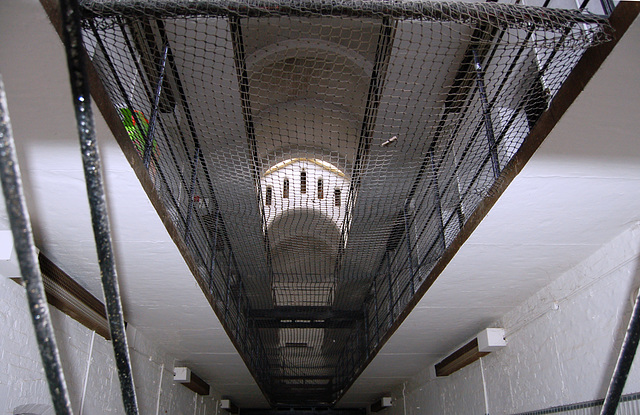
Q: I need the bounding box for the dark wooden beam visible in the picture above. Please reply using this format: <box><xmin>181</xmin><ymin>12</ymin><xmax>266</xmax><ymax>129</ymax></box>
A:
<box><xmin>435</xmin><ymin>338</ymin><xmax>489</xmax><ymax>377</ymax></box>
<box><xmin>178</xmin><ymin>370</ymin><xmax>210</xmax><ymax>396</ymax></box>
<box><xmin>12</xmin><ymin>253</ymin><xmax>111</xmax><ymax>339</ymax></box>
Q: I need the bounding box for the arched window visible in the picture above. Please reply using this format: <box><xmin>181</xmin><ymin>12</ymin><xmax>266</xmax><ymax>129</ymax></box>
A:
<box><xmin>317</xmin><ymin>178</ymin><xmax>324</xmax><ymax>199</ymax></box>
<box><xmin>334</xmin><ymin>188</ymin><xmax>341</xmax><ymax>207</ymax></box>
<box><xmin>283</xmin><ymin>178</ymin><xmax>290</xmax><ymax>199</ymax></box>
<box><xmin>300</xmin><ymin>171</ymin><xmax>307</xmax><ymax>194</ymax></box>
<box><xmin>265</xmin><ymin>186</ymin><xmax>273</xmax><ymax>206</ymax></box>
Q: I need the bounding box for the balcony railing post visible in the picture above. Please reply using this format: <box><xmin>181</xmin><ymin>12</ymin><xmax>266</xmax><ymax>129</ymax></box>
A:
<box><xmin>386</xmin><ymin>252</ymin><xmax>394</xmax><ymax>325</ymax></box>
<box><xmin>143</xmin><ymin>43</ymin><xmax>169</xmax><ymax>169</ymax></box>
<box><xmin>59</xmin><ymin>0</ymin><xmax>139</xmax><ymax>412</ymax></box>
<box><xmin>429</xmin><ymin>151</ymin><xmax>447</xmax><ymax>252</ymax></box>
<box><xmin>472</xmin><ymin>48</ymin><xmax>501</xmax><ymax>178</ymax></box>
<box><xmin>208</xmin><ymin>207</ymin><xmax>220</xmax><ymax>295</ymax></box>
<box><xmin>224</xmin><ymin>250</ymin><xmax>233</xmax><ymax>323</ymax></box>
<box><xmin>184</xmin><ymin>147</ymin><xmax>200</xmax><ymax>242</ymax></box>
<box><xmin>236</xmin><ymin>276</ymin><xmax>242</xmax><ymax>336</ymax></box>
<box><xmin>363</xmin><ymin>301</ymin><xmax>370</xmax><ymax>357</ymax></box>
<box><xmin>88</xmin><ymin>21</ymin><xmax>150</xmax><ymax>162</ymax></box>
<box><xmin>600</xmin><ymin>0</ymin><xmax>614</xmax><ymax>15</ymax></box>
<box><xmin>403</xmin><ymin>200</ymin><xmax>416</xmax><ymax>295</ymax></box>
<box><xmin>600</xmin><ymin>289</ymin><xmax>640</xmax><ymax>415</ymax></box>
<box><xmin>373</xmin><ymin>276</ymin><xmax>380</xmax><ymax>345</ymax></box>
<box><xmin>0</xmin><ymin>76</ymin><xmax>73</xmax><ymax>415</ymax></box>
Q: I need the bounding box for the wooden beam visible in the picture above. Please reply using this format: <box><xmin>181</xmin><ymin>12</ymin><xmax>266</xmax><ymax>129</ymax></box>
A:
<box><xmin>435</xmin><ymin>338</ymin><xmax>489</xmax><ymax>377</ymax></box>
<box><xmin>12</xmin><ymin>253</ymin><xmax>111</xmax><ymax>339</ymax></box>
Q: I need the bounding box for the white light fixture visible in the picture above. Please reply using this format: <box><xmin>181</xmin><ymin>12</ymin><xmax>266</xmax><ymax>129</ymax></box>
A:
<box><xmin>173</xmin><ymin>367</ymin><xmax>191</xmax><ymax>383</ymax></box>
<box><xmin>477</xmin><ymin>328</ymin><xmax>507</xmax><ymax>352</ymax></box>
<box><xmin>371</xmin><ymin>396</ymin><xmax>393</xmax><ymax>412</ymax></box>
<box><xmin>220</xmin><ymin>399</ymin><xmax>238</xmax><ymax>414</ymax></box>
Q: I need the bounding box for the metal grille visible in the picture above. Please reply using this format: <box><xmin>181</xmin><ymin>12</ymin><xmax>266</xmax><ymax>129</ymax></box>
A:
<box><xmin>514</xmin><ymin>392</ymin><xmax>640</xmax><ymax>415</ymax></box>
<box><xmin>77</xmin><ymin>0</ymin><xmax>610</xmax><ymax>406</ymax></box>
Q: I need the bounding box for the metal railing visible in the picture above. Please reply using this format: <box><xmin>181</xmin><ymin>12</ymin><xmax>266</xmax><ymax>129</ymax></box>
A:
<box><xmin>515</xmin><ymin>392</ymin><xmax>640</xmax><ymax>415</ymax></box>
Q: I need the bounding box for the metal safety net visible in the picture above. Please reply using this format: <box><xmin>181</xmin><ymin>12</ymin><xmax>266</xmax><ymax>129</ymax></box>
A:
<box><xmin>77</xmin><ymin>0</ymin><xmax>610</xmax><ymax>407</ymax></box>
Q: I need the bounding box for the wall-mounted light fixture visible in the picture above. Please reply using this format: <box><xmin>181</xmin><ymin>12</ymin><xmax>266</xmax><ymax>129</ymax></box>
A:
<box><xmin>371</xmin><ymin>396</ymin><xmax>393</xmax><ymax>412</ymax></box>
<box><xmin>435</xmin><ymin>328</ymin><xmax>506</xmax><ymax>377</ymax></box>
<box><xmin>220</xmin><ymin>398</ymin><xmax>239</xmax><ymax>414</ymax></box>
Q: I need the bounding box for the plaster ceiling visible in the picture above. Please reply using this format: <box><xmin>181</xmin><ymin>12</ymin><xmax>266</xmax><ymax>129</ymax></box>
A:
<box><xmin>1</xmin><ymin>0</ymin><xmax>639</xmax><ymax>410</ymax></box>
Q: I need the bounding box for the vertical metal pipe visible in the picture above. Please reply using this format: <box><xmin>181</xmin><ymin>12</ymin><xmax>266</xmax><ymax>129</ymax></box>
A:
<box><xmin>242</xmin><ymin>282</ymin><xmax>250</xmax><ymax>344</ymax></box>
<box><xmin>472</xmin><ymin>48</ymin><xmax>501</xmax><ymax>178</ymax></box>
<box><xmin>116</xmin><ymin>21</ymin><xmax>189</xmax><ymax>230</ymax></box>
<box><xmin>58</xmin><ymin>1</ymin><xmax>139</xmax><ymax>413</ymax></box>
<box><xmin>402</xmin><ymin>201</ymin><xmax>416</xmax><ymax>295</ymax></box>
<box><xmin>600</xmin><ymin>291</ymin><xmax>640</xmax><ymax>415</ymax></box>
<box><xmin>0</xmin><ymin>76</ymin><xmax>73</xmax><ymax>415</ymax></box>
<box><xmin>87</xmin><ymin>21</ymin><xmax>149</xmax><ymax>159</ymax></box>
<box><xmin>224</xmin><ymin>251</ymin><xmax>233</xmax><ymax>323</ymax></box>
<box><xmin>208</xmin><ymin>207</ymin><xmax>220</xmax><ymax>295</ymax></box>
<box><xmin>600</xmin><ymin>0</ymin><xmax>615</xmax><ymax>16</ymax></box>
<box><xmin>118</xmin><ymin>20</ymin><xmax>191</xmax><ymax>189</ymax></box>
<box><xmin>363</xmin><ymin>300</ymin><xmax>370</xmax><ymax>357</ymax></box>
<box><xmin>143</xmin><ymin>44</ymin><xmax>169</xmax><ymax>169</ymax></box>
<box><xmin>184</xmin><ymin>147</ymin><xmax>200</xmax><ymax>241</ymax></box>
<box><xmin>429</xmin><ymin>151</ymin><xmax>447</xmax><ymax>252</ymax></box>
<box><xmin>236</xmin><ymin>276</ymin><xmax>242</xmax><ymax>336</ymax></box>
<box><xmin>386</xmin><ymin>252</ymin><xmax>395</xmax><ymax>325</ymax></box>
<box><xmin>373</xmin><ymin>276</ymin><xmax>380</xmax><ymax>345</ymax></box>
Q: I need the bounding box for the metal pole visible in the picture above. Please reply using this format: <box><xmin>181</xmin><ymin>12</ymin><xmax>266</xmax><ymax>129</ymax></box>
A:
<box><xmin>0</xmin><ymin>76</ymin><xmax>73</xmax><ymax>415</ymax></box>
<box><xmin>429</xmin><ymin>151</ymin><xmax>447</xmax><ymax>252</ymax></box>
<box><xmin>143</xmin><ymin>44</ymin><xmax>169</xmax><ymax>169</ymax></box>
<box><xmin>363</xmin><ymin>302</ymin><xmax>370</xmax><ymax>357</ymax></box>
<box><xmin>373</xmin><ymin>276</ymin><xmax>380</xmax><ymax>345</ymax></box>
<box><xmin>87</xmin><ymin>21</ymin><xmax>149</xmax><ymax>162</ymax></box>
<box><xmin>224</xmin><ymin>251</ymin><xmax>233</xmax><ymax>323</ymax></box>
<box><xmin>58</xmin><ymin>1</ymin><xmax>139</xmax><ymax>413</ymax></box>
<box><xmin>208</xmin><ymin>207</ymin><xmax>220</xmax><ymax>295</ymax></box>
<box><xmin>386</xmin><ymin>252</ymin><xmax>395</xmax><ymax>325</ymax></box>
<box><xmin>472</xmin><ymin>48</ymin><xmax>501</xmax><ymax>179</ymax></box>
<box><xmin>600</xmin><ymin>291</ymin><xmax>640</xmax><ymax>415</ymax></box>
<box><xmin>184</xmin><ymin>147</ymin><xmax>200</xmax><ymax>241</ymax></box>
<box><xmin>402</xmin><ymin>201</ymin><xmax>416</xmax><ymax>295</ymax></box>
<box><xmin>600</xmin><ymin>0</ymin><xmax>615</xmax><ymax>16</ymax></box>
<box><xmin>236</xmin><ymin>276</ymin><xmax>242</xmax><ymax>336</ymax></box>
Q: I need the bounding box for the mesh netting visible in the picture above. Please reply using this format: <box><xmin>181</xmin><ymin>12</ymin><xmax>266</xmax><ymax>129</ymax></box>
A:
<box><xmin>78</xmin><ymin>0</ymin><xmax>610</xmax><ymax>406</ymax></box>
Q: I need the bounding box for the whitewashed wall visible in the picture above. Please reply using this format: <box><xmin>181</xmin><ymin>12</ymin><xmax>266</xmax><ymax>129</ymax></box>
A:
<box><xmin>0</xmin><ymin>276</ymin><xmax>222</xmax><ymax>415</ymax></box>
<box><xmin>380</xmin><ymin>223</ymin><xmax>640</xmax><ymax>415</ymax></box>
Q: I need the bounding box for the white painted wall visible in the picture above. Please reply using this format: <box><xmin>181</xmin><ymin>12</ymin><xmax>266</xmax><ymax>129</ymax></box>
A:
<box><xmin>0</xmin><ymin>276</ymin><xmax>222</xmax><ymax>415</ymax></box>
<box><xmin>379</xmin><ymin>222</ymin><xmax>640</xmax><ymax>415</ymax></box>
